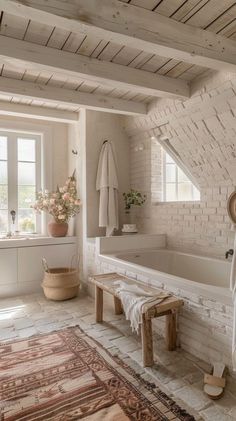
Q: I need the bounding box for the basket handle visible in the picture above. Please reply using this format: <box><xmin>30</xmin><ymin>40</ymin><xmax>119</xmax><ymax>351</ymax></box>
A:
<box><xmin>42</xmin><ymin>258</ymin><xmax>50</xmax><ymax>273</ymax></box>
<box><xmin>70</xmin><ymin>253</ymin><xmax>80</xmax><ymax>271</ymax></box>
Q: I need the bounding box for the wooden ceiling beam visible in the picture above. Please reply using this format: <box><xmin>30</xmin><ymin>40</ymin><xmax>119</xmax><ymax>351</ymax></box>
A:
<box><xmin>2</xmin><ymin>0</ymin><xmax>236</xmax><ymax>72</ymax></box>
<box><xmin>0</xmin><ymin>101</ymin><xmax>79</xmax><ymax>123</ymax></box>
<box><xmin>0</xmin><ymin>77</ymin><xmax>147</xmax><ymax>116</ymax></box>
<box><xmin>0</xmin><ymin>36</ymin><xmax>189</xmax><ymax>99</ymax></box>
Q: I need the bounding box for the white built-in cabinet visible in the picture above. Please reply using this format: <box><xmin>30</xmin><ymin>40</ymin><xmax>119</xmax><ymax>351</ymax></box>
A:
<box><xmin>0</xmin><ymin>249</ymin><xmax>17</xmax><ymax>286</ymax></box>
<box><xmin>0</xmin><ymin>237</ymin><xmax>77</xmax><ymax>297</ymax></box>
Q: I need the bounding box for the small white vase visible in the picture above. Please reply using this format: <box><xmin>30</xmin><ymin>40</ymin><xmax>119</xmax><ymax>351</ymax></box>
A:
<box><xmin>122</xmin><ymin>224</ymin><xmax>137</xmax><ymax>233</ymax></box>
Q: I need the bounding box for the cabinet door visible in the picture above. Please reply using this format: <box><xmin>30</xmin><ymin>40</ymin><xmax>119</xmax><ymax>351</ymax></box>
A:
<box><xmin>18</xmin><ymin>244</ymin><xmax>77</xmax><ymax>283</ymax></box>
<box><xmin>0</xmin><ymin>248</ymin><xmax>17</xmax><ymax>285</ymax></box>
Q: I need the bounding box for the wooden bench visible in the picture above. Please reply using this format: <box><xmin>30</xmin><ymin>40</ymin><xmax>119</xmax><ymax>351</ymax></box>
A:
<box><xmin>88</xmin><ymin>273</ymin><xmax>184</xmax><ymax>367</ymax></box>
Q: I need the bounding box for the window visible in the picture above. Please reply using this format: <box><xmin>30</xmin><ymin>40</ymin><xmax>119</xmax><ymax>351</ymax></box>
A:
<box><xmin>0</xmin><ymin>131</ymin><xmax>41</xmax><ymax>234</ymax></box>
<box><xmin>163</xmin><ymin>151</ymin><xmax>200</xmax><ymax>202</ymax></box>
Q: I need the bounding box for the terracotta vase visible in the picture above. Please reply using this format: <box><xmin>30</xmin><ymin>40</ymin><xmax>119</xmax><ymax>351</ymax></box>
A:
<box><xmin>48</xmin><ymin>221</ymin><xmax>68</xmax><ymax>237</ymax></box>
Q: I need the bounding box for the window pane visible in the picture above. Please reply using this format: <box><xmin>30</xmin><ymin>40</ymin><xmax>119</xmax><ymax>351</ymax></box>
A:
<box><xmin>162</xmin><ymin>148</ymin><xmax>200</xmax><ymax>203</ymax></box>
<box><xmin>0</xmin><ymin>137</ymin><xmax>7</xmax><ymax>160</ymax></box>
<box><xmin>178</xmin><ymin>183</ymin><xmax>192</xmax><ymax>201</ymax></box>
<box><xmin>178</xmin><ymin>167</ymin><xmax>189</xmax><ymax>182</ymax></box>
<box><xmin>18</xmin><ymin>209</ymin><xmax>35</xmax><ymax>233</ymax></box>
<box><xmin>0</xmin><ymin>185</ymin><xmax>7</xmax><ymax>209</ymax></box>
<box><xmin>166</xmin><ymin>164</ymin><xmax>176</xmax><ymax>182</ymax></box>
<box><xmin>0</xmin><ymin>161</ymin><xmax>7</xmax><ymax>184</ymax></box>
<box><xmin>166</xmin><ymin>183</ymin><xmax>176</xmax><ymax>201</ymax></box>
<box><xmin>18</xmin><ymin>186</ymin><xmax>35</xmax><ymax>208</ymax></box>
<box><xmin>0</xmin><ymin>210</ymin><xmax>8</xmax><ymax>232</ymax></box>
<box><xmin>18</xmin><ymin>162</ymin><xmax>35</xmax><ymax>185</ymax></box>
<box><xmin>165</xmin><ymin>153</ymin><xmax>175</xmax><ymax>164</ymax></box>
<box><xmin>18</xmin><ymin>138</ymin><xmax>35</xmax><ymax>162</ymax></box>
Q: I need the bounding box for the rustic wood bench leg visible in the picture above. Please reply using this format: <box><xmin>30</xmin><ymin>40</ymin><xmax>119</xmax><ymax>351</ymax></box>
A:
<box><xmin>114</xmin><ymin>296</ymin><xmax>123</xmax><ymax>315</ymax></box>
<box><xmin>95</xmin><ymin>286</ymin><xmax>103</xmax><ymax>322</ymax></box>
<box><xmin>141</xmin><ymin>314</ymin><xmax>153</xmax><ymax>367</ymax></box>
<box><xmin>166</xmin><ymin>311</ymin><xmax>177</xmax><ymax>351</ymax></box>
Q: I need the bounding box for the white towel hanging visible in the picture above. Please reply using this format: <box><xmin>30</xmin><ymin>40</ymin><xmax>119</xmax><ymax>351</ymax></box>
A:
<box><xmin>96</xmin><ymin>141</ymin><xmax>119</xmax><ymax>236</ymax></box>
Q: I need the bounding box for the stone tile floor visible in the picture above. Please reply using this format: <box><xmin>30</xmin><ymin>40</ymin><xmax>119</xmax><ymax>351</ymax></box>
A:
<box><xmin>0</xmin><ymin>293</ymin><xmax>236</xmax><ymax>420</ymax></box>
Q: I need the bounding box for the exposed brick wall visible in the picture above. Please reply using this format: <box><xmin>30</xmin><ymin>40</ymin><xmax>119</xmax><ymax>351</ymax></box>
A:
<box><xmin>123</xmin><ymin>70</ymin><xmax>236</xmax><ymax>258</ymax></box>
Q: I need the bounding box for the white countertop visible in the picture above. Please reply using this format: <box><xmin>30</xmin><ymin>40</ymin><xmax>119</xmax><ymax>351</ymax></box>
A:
<box><xmin>0</xmin><ymin>236</ymin><xmax>77</xmax><ymax>248</ymax></box>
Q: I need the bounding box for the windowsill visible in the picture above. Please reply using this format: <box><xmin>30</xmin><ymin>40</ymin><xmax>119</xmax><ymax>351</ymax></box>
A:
<box><xmin>0</xmin><ymin>236</ymin><xmax>77</xmax><ymax>249</ymax></box>
<box><xmin>152</xmin><ymin>200</ymin><xmax>201</xmax><ymax>206</ymax></box>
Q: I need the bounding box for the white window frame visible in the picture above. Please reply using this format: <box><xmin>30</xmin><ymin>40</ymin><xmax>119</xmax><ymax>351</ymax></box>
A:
<box><xmin>162</xmin><ymin>150</ymin><xmax>200</xmax><ymax>202</ymax></box>
<box><xmin>0</xmin><ymin>130</ymin><xmax>42</xmax><ymax>233</ymax></box>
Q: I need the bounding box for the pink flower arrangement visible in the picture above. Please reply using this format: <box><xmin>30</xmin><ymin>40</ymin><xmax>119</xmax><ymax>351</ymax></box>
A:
<box><xmin>32</xmin><ymin>172</ymin><xmax>81</xmax><ymax>223</ymax></box>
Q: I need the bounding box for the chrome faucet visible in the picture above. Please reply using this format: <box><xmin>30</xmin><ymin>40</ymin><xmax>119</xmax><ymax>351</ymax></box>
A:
<box><xmin>10</xmin><ymin>210</ymin><xmax>16</xmax><ymax>224</ymax></box>
<box><xmin>225</xmin><ymin>249</ymin><xmax>234</xmax><ymax>259</ymax></box>
<box><xmin>6</xmin><ymin>210</ymin><xmax>16</xmax><ymax>238</ymax></box>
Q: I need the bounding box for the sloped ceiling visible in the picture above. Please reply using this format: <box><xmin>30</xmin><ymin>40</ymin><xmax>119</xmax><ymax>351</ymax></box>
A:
<box><xmin>123</xmin><ymin>70</ymin><xmax>236</xmax><ymax>188</ymax></box>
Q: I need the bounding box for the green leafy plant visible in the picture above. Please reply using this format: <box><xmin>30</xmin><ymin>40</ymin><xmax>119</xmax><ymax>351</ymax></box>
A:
<box><xmin>123</xmin><ymin>189</ymin><xmax>146</xmax><ymax>214</ymax></box>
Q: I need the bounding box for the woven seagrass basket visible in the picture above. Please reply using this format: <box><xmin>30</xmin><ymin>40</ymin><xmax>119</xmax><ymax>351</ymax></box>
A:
<box><xmin>41</xmin><ymin>258</ymin><xmax>80</xmax><ymax>301</ymax></box>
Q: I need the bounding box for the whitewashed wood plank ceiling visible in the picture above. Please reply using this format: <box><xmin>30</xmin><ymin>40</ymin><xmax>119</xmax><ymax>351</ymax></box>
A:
<box><xmin>0</xmin><ymin>0</ymin><xmax>234</xmax><ymax>113</ymax></box>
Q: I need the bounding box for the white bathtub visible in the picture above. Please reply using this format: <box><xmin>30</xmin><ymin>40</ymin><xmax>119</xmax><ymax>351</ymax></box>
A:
<box><xmin>95</xmin><ymin>235</ymin><xmax>233</xmax><ymax>367</ymax></box>
<box><xmin>99</xmin><ymin>248</ymin><xmax>232</xmax><ymax>304</ymax></box>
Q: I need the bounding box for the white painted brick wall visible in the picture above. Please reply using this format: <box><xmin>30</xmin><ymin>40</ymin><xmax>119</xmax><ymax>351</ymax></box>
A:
<box><xmin>123</xmin><ymin>71</ymin><xmax>236</xmax><ymax>258</ymax></box>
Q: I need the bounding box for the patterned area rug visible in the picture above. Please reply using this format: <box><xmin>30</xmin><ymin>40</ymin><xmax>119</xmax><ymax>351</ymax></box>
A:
<box><xmin>0</xmin><ymin>326</ymin><xmax>196</xmax><ymax>420</ymax></box>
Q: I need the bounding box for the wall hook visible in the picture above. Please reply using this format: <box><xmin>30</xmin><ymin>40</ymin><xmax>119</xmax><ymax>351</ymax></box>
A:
<box><xmin>72</xmin><ymin>149</ymin><xmax>78</xmax><ymax>155</ymax></box>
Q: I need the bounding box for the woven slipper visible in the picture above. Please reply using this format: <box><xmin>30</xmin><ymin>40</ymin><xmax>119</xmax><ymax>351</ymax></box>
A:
<box><xmin>204</xmin><ymin>362</ymin><xmax>226</xmax><ymax>400</ymax></box>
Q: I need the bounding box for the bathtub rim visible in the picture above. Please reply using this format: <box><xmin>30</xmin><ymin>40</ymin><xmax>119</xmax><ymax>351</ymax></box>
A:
<box><xmin>98</xmin><ymin>248</ymin><xmax>232</xmax><ymax>306</ymax></box>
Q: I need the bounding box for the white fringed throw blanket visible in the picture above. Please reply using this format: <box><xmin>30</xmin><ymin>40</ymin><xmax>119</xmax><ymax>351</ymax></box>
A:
<box><xmin>114</xmin><ymin>281</ymin><xmax>170</xmax><ymax>333</ymax></box>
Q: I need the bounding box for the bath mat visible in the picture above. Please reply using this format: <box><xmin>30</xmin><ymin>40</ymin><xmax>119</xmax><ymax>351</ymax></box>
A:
<box><xmin>0</xmin><ymin>326</ymin><xmax>195</xmax><ymax>420</ymax></box>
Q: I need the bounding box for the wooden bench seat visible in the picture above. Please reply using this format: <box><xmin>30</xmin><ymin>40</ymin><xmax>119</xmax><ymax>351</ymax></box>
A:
<box><xmin>88</xmin><ymin>272</ymin><xmax>184</xmax><ymax>367</ymax></box>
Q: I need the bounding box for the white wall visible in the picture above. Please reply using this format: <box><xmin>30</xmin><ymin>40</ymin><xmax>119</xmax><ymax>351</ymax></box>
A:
<box><xmin>85</xmin><ymin>110</ymin><xmax>130</xmax><ymax>238</ymax></box>
<box><xmin>67</xmin><ymin>110</ymin><xmax>130</xmax><ymax>285</ymax></box>
<box><xmin>50</xmin><ymin>121</ymin><xmax>68</xmax><ymax>189</ymax></box>
<box><xmin>68</xmin><ymin>110</ymin><xmax>86</xmax><ymax>282</ymax></box>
